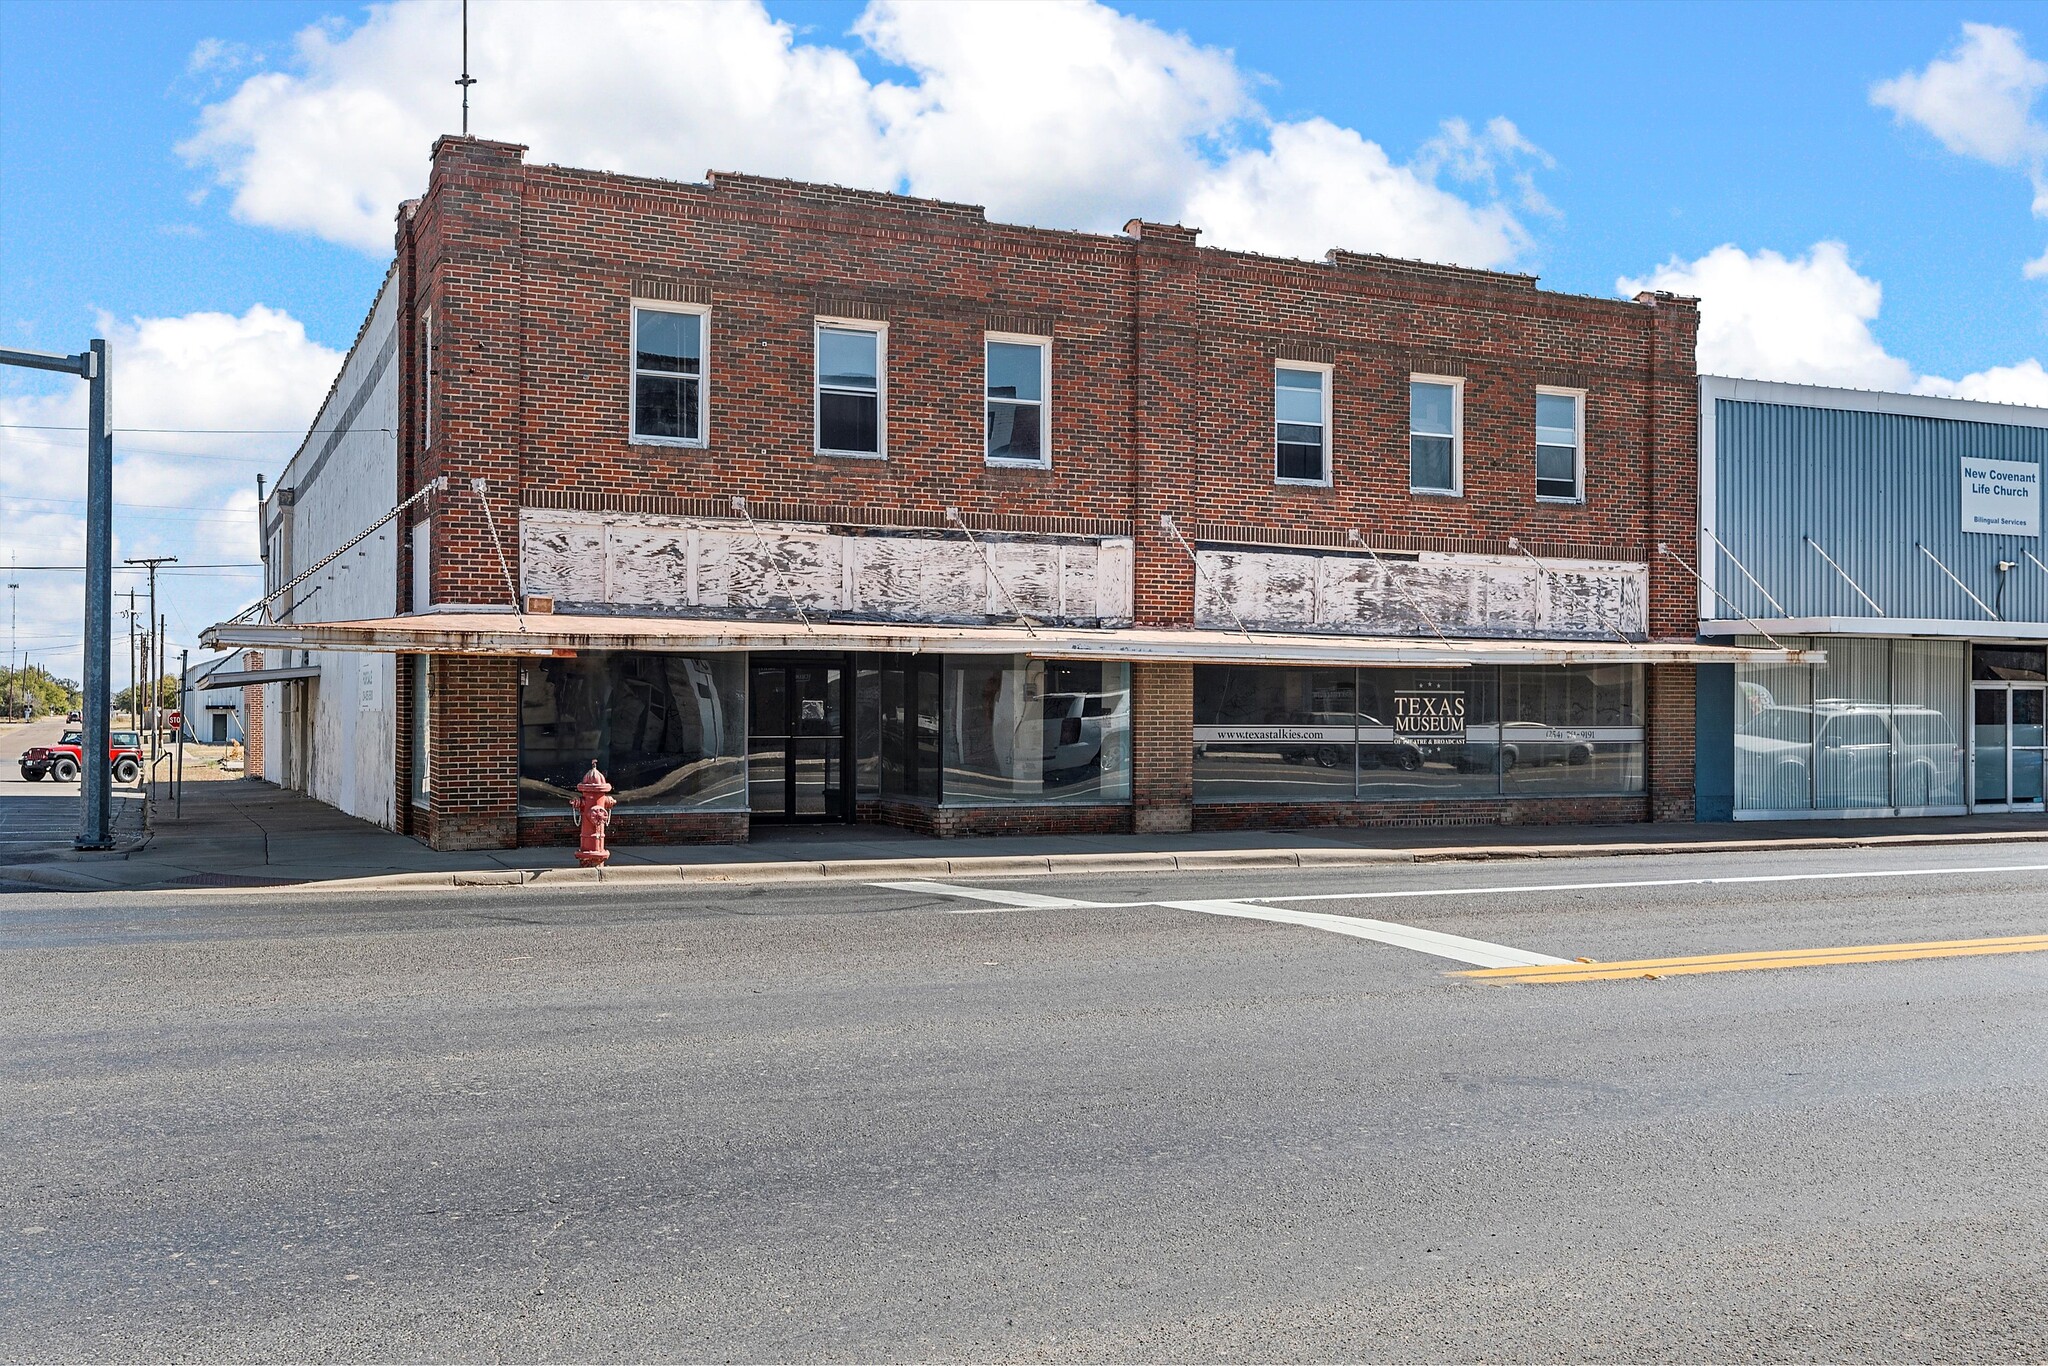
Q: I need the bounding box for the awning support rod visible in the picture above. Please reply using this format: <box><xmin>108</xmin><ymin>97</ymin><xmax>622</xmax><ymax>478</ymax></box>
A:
<box><xmin>1658</xmin><ymin>542</ymin><xmax>1785</xmax><ymax>649</ymax></box>
<box><xmin>1349</xmin><ymin>531</ymin><xmax>1455</xmax><ymax>649</ymax></box>
<box><xmin>1160</xmin><ymin>514</ymin><xmax>1254</xmax><ymax>644</ymax></box>
<box><xmin>1505</xmin><ymin>536</ymin><xmax>1632</xmax><ymax>644</ymax></box>
<box><xmin>234</xmin><ymin>476</ymin><xmax>445</xmax><ymax>626</ymax></box>
<box><xmin>1706</xmin><ymin>527</ymin><xmax>1788</xmax><ymax>617</ymax></box>
<box><xmin>946</xmin><ymin>507</ymin><xmax>1038</xmax><ymax>638</ymax></box>
<box><xmin>1803</xmin><ymin>535</ymin><xmax>1884</xmax><ymax>616</ymax></box>
<box><xmin>729</xmin><ymin>496</ymin><xmax>816</xmax><ymax>633</ymax></box>
<box><xmin>470</xmin><ymin>478</ymin><xmax>526</xmax><ymax>632</ymax></box>
<box><xmin>1918</xmin><ymin>542</ymin><xmax>1998</xmax><ymax>619</ymax></box>
<box><xmin>2021</xmin><ymin>549</ymin><xmax>2048</xmax><ymax>585</ymax></box>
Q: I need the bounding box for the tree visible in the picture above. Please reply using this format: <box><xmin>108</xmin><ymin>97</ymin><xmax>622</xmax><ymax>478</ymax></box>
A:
<box><xmin>1</xmin><ymin>666</ymin><xmax>82</xmax><ymax>720</ymax></box>
<box><xmin>114</xmin><ymin>675</ymin><xmax>181</xmax><ymax>715</ymax></box>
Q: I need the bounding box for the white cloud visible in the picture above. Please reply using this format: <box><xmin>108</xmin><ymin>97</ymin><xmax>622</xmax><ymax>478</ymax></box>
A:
<box><xmin>858</xmin><ymin>0</ymin><xmax>1247</xmax><ymax>232</ymax></box>
<box><xmin>180</xmin><ymin>0</ymin><xmax>1545</xmax><ymax>268</ymax></box>
<box><xmin>1619</xmin><ymin>242</ymin><xmax>1917</xmax><ymax>391</ymax></box>
<box><xmin>1186</xmin><ymin>118</ymin><xmax>1534</xmax><ymax>265</ymax></box>
<box><xmin>0</xmin><ymin>307</ymin><xmax>341</xmax><ymax>679</ymax></box>
<box><xmin>1873</xmin><ymin>24</ymin><xmax>2048</xmax><ymax>265</ymax></box>
<box><xmin>1872</xmin><ymin>23</ymin><xmax>2048</xmax><ymax>167</ymax></box>
<box><xmin>1619</xmin><ymin>240</ymin><xmax>2048</xmax><ymax>408</ymax></box>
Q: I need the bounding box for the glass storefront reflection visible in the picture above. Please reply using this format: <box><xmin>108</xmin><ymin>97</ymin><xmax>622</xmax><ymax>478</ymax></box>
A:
<box><xmin>1736</xmin><ymin>638</ymin><xmax>1969</xmax><ymax>813</ymax></box>
<box><xmin>941</xmin><ymin>656</ymin><xmax>1130</xmax><ymax>805</ymax></box>
<box><xmin>1193</xmin><ymin>664</ymin><xmax>1644</xmax><ymax>803</ymax></box>
<box><xmin>519</xmin><ymin>653</ymin><xmax>747</xmax><ymax>812</ymax></box>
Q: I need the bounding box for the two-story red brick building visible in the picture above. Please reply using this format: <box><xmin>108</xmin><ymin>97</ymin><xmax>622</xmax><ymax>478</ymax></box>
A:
<box><xmin>206</xmin><ymin>136</ymin><xmax>1808</xmax><ymax>850</ymax></box>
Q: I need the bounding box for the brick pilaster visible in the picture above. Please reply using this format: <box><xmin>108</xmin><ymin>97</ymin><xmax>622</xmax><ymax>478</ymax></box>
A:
<box><xmin>1132</xmin><ymin>660</ymin><xmax>1193</xmax><ymax>832</ymax></box>
<box><xmin>426</xmin><ymin>655</ymin><xmax>519</xmax><ymax>849</ymax></box>
<box><xmin>1647</xmin><ymin>662</ymin><xmax>1696</xmax><ymax>823</ymax></box>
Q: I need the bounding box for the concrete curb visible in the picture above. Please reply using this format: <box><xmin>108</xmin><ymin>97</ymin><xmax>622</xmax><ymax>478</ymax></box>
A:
<box><xmin>6</xmin><ymin>826</ymin><xmax>2048</xmax><ymax>896</ymax></box>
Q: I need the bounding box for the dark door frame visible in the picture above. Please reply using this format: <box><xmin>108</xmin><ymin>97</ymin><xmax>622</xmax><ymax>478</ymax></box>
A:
<box><xmin>748</xmin><ymin>653</ymin><xmax>855</xmax><ymax>824</ymax></box>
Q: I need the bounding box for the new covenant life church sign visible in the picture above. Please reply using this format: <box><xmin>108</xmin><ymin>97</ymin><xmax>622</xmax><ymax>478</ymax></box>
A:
<box><xmin>1961</xmin><ymin>456</ymin><xmax>2042</xmax><ymax>536</ymax></box>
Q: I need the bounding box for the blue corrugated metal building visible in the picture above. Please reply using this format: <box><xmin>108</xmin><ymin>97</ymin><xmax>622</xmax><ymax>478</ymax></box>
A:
<box><xmin>1699</xmin><ymin>376</ymin><xmax>2048</xmax><ymax>819</ymax></box>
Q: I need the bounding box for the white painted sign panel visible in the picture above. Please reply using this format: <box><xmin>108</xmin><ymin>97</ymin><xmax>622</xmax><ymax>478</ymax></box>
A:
<box><xmin>1960</xmin><ymin>456</ymin><xmax>2041</xmax><ymax>536</ymax></box>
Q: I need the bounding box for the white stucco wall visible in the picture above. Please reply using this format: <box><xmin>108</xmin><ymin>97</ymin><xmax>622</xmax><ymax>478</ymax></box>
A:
<box><xmin>256</xmin><ymin>272</ymin><xmax>401</xmax><ymax>826</ymax></box>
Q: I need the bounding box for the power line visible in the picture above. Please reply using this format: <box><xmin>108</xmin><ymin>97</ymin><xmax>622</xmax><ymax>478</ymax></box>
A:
<box><xmin>0</xmin><ymin>491</ymin><xmax>261</xmax><ymax>515</ymax></box>
<box><xmin>0</xmin><ymin>424</ymin><xmax>394</xmax><ymax>434</ymax></box>
<box><xmin>0</xmin><ymin>563</ymin><xmax>262</xmax><ymax>571</ymax></box>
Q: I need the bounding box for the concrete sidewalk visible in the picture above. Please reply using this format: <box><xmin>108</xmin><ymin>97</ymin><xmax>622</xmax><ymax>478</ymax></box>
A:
<box><xmin>7</xmin><ymin>776</ymin><xmax>2048</xmax><ymax>894</ymax></box>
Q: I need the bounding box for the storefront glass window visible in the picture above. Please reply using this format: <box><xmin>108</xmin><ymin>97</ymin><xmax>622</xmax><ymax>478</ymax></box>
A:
<box><xmin>1193</xmin><ymin>666</ymin><xmax>1358</xmax><ymax>802</ymax></box>
<box><xmin>1497</xmin><ymin>663</ymin><xmax>1644</xmax><ymax>796</ymax></box>
<box><xmin>518</xmin><ymin>652</ymin><xmax>746</xmax><ymax>812</ymax></box>
<box><xmin>876</xmin><ymin>657</ymin><xmax>941</xmax><ymax>801</ymax></box>
<box><xmin>1733</xmin><ymin>637</ymin><xmax>1968</xmax><ymax>813</ymax></box>
<box><xmin>1193</xmin><ymin>665</ymin><xmax>1637</xmax><ymax>804</ymax></box>
<box><xmin>1891</xmin><ymin>639</ymin><xmax>1967</xmax><ymax>808</ymax></box>
<box><xmin>1355</xmin><ymin>667</ymin><xmax>1499</xmax><ymax>800</ymax></box>
<box><xmin>941</xmin><ymin>656</ymin><xmax>1130</xmax><ymax>804</ymax></box>
<box><xmin>1813</xmin><ymin>636</ymin><xmax>1891</xmax><ymax>810</ymax></box>
<box><xmin>1734</xmin><ymin>636</ymin><xmax>1814</xmax><ymax>811</ymax></box>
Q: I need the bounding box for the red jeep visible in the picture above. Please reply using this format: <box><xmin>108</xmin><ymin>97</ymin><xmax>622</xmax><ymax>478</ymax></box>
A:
<box><xmin>19</xmin><ymin>730</ymin><xmax>143</xmax><ymax>785</ymax></box>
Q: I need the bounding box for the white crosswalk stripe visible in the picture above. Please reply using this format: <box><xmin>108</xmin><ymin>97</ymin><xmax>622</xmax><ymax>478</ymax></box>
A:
<box><xmin>869</xmin><ymin>880</ymin><xmax>1112</xmax><ymax>911</ymax></box>
<box><xmin>872</xmin><ymin>880</ymin><xmax>1564</xmax><ymax>966</ymax></box>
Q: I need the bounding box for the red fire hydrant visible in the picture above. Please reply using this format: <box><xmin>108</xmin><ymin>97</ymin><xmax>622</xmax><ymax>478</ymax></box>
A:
<box><xmin>567</xmin><ymin>762</ymin><xmax>616</xmax><ymax>868</ymax></box>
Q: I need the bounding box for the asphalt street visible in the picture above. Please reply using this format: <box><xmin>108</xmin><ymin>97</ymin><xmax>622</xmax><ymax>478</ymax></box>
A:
<box><xmin>4</xmin><ymin>843</ymin><xmax>2047</xmax><ymax>1362</ymax></box>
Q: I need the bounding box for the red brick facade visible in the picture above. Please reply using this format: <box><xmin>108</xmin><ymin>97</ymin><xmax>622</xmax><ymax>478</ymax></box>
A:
<box><xmin>381</xmin><ymin>136</ymin><xmax>1701</xmax><ymax>851</ymax></box>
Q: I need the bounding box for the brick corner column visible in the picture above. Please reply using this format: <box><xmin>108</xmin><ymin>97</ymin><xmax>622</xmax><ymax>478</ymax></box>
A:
<box><xmin>1647</xmin><ymin>662</ymin><xmax>1696</xmax><ymax>823</ymax></box>
<box><xmin>1131</xmin><ymin>660</ymin><xmax>1193</xmax><ymax>833</ymax></box>
<box><xmin>427</xmin><ymin>654</ymin><xmax>520</xmax><ymax>850</ymax></box>
<box><xmin>242</xmin><ymin>649</ymin><xmax>266</xmax><ymax>778</ymax></box>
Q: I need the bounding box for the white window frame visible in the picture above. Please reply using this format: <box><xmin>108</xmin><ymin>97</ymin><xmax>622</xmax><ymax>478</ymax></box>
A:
<box><xmin>814</xmin><ymin>317</ymin><xmax>888</xmax><ymax>459</ymax></box>
<box><xmin>420</xmin><ymin>306</ymin><xmax>433</xmax><ymax>450</ymax></box>
<box><xmin>1408</xmin><ymin>373</ymin><xmax>1464</xmax><ymax>497</ymax></box>
<box><xmin>1273</xmin><ymin>360</ymin><xmax>1333</xmax><ymax>488</ymax></box>
<box><xmin>1534</xmin><ymin>385</ymin><xmax>1587</xmax><ymax>504</ymax></box>
<box><xmin>629</xmin><ymin>300</ymin><xmax>711</xmax><ymax>449</ymax></box>
<box><xmin>984</xmin><ymin>331</ymin><xmax>1052</xmax><ymax>468</ymax></box>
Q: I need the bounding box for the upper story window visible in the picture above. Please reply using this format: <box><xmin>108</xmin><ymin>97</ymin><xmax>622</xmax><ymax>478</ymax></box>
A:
<box><xmin>986</xmin><ymin>335</ymin><xmax>1049</xmax><ymax>466</ymax></box>
<box><xmin>1535</xmin><ymin>388</ymin><xmax>1584</xmax><ymax>502</ymax></box>
<box><xmin>1274</xmin><ymin>363</ymin><xmax>1330</xmax><ymax>485</ymax></box>
<box><xmin>631</xmin><ymin>303</ymin><xmax>706</xmax><ymax>445</ymax></box>
<box><xmin>1409</xmin><ymin>376</ymin><xmax>1462</xmax><ymax>495</ymax></box>
<box><xmin>420</xmin><ymin>307</ymin><xmax>433</xmax><ymax>449</ymax></box>
<box><xmin>816</xmin><ymin>321</ymin><xmax>885</xmax><ymax>457</ymax></box>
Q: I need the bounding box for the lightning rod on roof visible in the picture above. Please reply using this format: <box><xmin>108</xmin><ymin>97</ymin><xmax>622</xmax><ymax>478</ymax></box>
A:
<box><xmin>456</xmin><ymin>0</ymin><xmax>476</xmax><ymax>136</ymax></box>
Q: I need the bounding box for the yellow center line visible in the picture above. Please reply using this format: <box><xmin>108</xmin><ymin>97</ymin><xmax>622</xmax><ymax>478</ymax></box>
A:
<box><xmin>1459</xmin><ymin>933</ymin><xmax>2048</xmax><ymax>984</ymax></box>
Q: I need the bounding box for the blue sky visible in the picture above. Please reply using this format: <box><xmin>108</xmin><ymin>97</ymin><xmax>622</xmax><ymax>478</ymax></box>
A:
<box><xmin>7</xmin><ymin>0</ymin><xmax>2048</xmax><ymax>677</ymax></box>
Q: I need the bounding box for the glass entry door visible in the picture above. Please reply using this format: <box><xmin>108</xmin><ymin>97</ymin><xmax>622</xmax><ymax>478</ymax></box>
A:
<box><xmin>749</xmin><ymin>657</ymin><xmax>852</xmax><ymax>822</ymax></box>
<box><xmin>1971</xmin><ymin>682</ymin><xmax>2047</xmax><ymax>811</ymax></box>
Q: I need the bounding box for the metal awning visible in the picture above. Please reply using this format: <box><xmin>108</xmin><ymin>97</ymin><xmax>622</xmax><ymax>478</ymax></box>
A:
<box><xmin>203</xmin><ymin>611</ymin><xmax>1820</xmax><ymax>666</ymax></box>
<box><xmin>199</xmin><ymin>666</ymin><xmax>323</xmax><ymax>689</ymax></box>
<box><xmin>1702</xmin><ymin>616</ymin><xmax>2048</xmax><ymax>642</ymax></box>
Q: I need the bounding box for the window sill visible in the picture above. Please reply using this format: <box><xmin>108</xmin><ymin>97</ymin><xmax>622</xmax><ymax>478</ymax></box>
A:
<box><xmin>816</xmin><ymin>448</ymin><xmax>887</xmax><ymax>460</ymax></box>
<box><xmin>630</xmin><ymin>434</ymin><xmax>708</xmax><ymax>450</ymax></box>
<box><xmin>1410</xmin><ymin>486</ymin><xmax>1463</xmax><ymax>498</ymax></box>
<box><xmin>1275</xmin><ymin>477</ymin><xmax>1332</xmax><ymax>489</ymax></box>
<box><xmin>985</xmin><ymin>457</ymin><xmax>1051</xmax><ymax>471</ymax></box>
<box><xmin>1536</xmin><ymin>495</ymin><xmax>1586</xmax><ymax>506</ymax></box>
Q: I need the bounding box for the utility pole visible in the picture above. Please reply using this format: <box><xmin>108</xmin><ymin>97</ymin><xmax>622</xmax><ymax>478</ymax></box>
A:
<box><xmin>124</xmin><ymin>590</ymin><xmax>138</xmax><ymax>731</ymax></box>
<box><xmin>6</xmin><ymin>574</ymin><xmax>16</xmax><ymax>722</ymax></box>
<box><xmin>125</xmin><ymin>556</ymin><xmax>176</xmax><ymax>763</ymax></box>
<box><xmin>0</xmin><ymin>340</ymin><xmax>112</xmax><ymax>848</ymax></box>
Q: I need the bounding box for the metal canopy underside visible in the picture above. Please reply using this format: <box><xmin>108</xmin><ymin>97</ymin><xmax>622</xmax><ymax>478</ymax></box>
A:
<box><xmin>203</xmin><ymin>611</ymin><xmax>1819</xmax><ymax>667</ymax></box>
<box><xmin>198</xmin><ymin>666</ymin><xmax>324</xmax><ymax>689</ymax></box>
<box><xmin>1702</xmin><ymin>616</ymin><xmax>2048</xmax><ymax>642</ymax></box>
